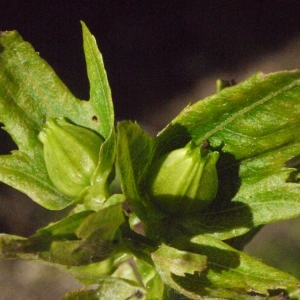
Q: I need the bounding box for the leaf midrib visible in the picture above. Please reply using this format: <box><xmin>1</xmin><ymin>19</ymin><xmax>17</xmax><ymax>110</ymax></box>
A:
<box><xmin>196</xmin><ymin>78</ymin><xmax>300</xmax><ymax>144</ymax></box>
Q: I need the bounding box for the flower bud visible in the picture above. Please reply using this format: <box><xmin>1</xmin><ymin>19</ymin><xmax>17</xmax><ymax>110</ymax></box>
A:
<box><xmin>38</xmin><ymin>118</ymin><xmax>104</xmax><ymax>198</ymax></box>
<box><xmin>147</xmin><ymin>142</ymin><xmax>219</xmax><ymax>215</ymax></box>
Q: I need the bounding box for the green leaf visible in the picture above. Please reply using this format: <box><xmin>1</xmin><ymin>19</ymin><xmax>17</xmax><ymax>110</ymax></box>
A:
<box><xmin>0</xmin><ymin>23</ymin><xmax>114</xmax><ymax>209</ymax></box>
<box><xmin>0</xmin><ymin>152</ymin><xmax>72</xmax><ymax>209</ymax></box>
<box><xmin>82</xmin><ymin>130</ymin><xmax>117</xmax><ymax>210</ymax></box>
<box><xmin>0</xmin><ymin>211</ymin><xmax>132</xmax><ymax>286</ymax></box>
<box><xmin>0</xmin><ymin>233</ymin><xmax>27</xmax><ymax>260</ymax></box>
<box><xmin>62</xmin><ymin>289</ymin><xmax>99</xmax><ymax>300</ymax></box>
<box><xmin>0</xmin><ymin>204</ymin><xmax>125</xmax><ymax>266</ymax></box>
<box><xmin>76</xmin><ymin>203</ymin><xmax>124</xmax><ymax>240</ymax></box>
<box><xmin>156</xmin><ymin>71</ymin><xmax>300</xmax><ymax>239</ymax></box>
<box><xmin>117</xmin><ymin>121</ymin><xmax>164</xmax><ymax>222</ymax></box>
<box><xmin>287</xmin><ymin>287</ymin><xmax>300</xmax><ymax>299</ymax></box>
<box><xmin>154</xmin><ymin>235</ymin><xmax>299</xmax><ymax>299</ymax></box>
<box><xmin>37</xmin><ymin>210</ymin><xmax>94</xmax><ymax>238</ymax></box>
<box><xmin>151</xmin><ymin>243</ymin><xmax>208</xmax><ymax>300</ymax></box>
<box><xmin>62</xmin><ymin>277</ymin><xmax>146</xmax><ymax>300</ymax></box>
<box><xmin>61</xmin><ymin>254</ymin><xmax>132</xmax><ymax>284</ymax></box>
<box><xmin>152</xmin><ymin>243</ymin><xmax>207</xmax><ymax>278</ymax></box>
<box><xmin>145</xmin><ymin>273</ymin><xmax>176</xmax><ymax>300</ymax></box>
<box><xmin>0</xmin><ymin>212</ymin><xmax>92</xmax><ymax>262</ymax></box>
<box><xmin>81</xmin><ymin>21</ymin><xmax>114</xmax><ymax>139</ymax></box>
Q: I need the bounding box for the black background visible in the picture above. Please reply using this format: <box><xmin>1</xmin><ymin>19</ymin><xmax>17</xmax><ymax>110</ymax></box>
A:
<box><xmin>2</xmin><ymin>1</ymin><xmax>300</xmax><ymax>122</ymax></box>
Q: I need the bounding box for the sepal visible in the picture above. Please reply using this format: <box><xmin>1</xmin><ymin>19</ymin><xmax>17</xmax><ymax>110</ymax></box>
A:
<box><xmin>147</xmin><ymin>141</ymin><xmax>219</xmax><ymax>215</ymax></box>
<box><xmin>38</xmin><ymin>118</ymin><xmax>104</xmax><ymax>199</ymax></box>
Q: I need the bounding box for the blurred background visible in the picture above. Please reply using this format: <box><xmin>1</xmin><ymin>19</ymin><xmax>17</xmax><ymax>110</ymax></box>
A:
<box><xmin>1</xmin><ymin>1</ymin><xmax>300</xmax><ymax>299</ymax></box>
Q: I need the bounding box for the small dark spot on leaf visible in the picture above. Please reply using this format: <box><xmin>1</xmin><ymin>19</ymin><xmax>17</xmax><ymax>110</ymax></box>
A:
<box><xmin>92</xmin><ymin>115</ymin><xmax>98</xmax><ymax>122</ymax></box>
<box><xmin>0</xmin><ymin>44</ymin><xmax>4</xmax><ymax>53</ymax></box>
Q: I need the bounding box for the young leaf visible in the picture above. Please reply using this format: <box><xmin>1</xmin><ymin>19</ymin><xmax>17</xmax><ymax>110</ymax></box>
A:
<box><xmin>81</xmin><ymin>21</ymin><xmax>114</xmax><ymax>139</ymax></box>
<box><xmin>145</xmin><ymin>273</ymin><xmax>178</xmax><ymax>300</ymax></box>
<box><xmin>0</xmin><ymin>23</ymin><xmax>114</xmax><ymax>209</ymax></box>
<box><xmin>37</xmin><ymin>210</ymin><xmax>94</xmax><ymax>238</ymax></box>
<box><xmin>76</xmin><ymin>203</ymin><xmax>124</xmax><ymax>241</ymax></box>
<box><xmin>62</xmin><ymin>289</ymin><xmax>99</xmax><ymax>300</ymax></box>
<box><xmin>157</xmin><ymin>234</ymin><xmax>299</xmax><ymax>299</ymax></box>
<box><xmin>157</xmin><ymin>71</ymin><xmax>300</xmax><ymax>239</ymax></box>
<box><xmin>62</xmin><ymin>277</ymin><xmax>146</xmax><ymax>300</ymax></box>
<box><xmin>0</xmin><ymin>204</ymin><xmax>125</xmax><ymax>266</ymax></box>
<box><xmin>117</xmin><ymin>121</ymin><xmax>164</xmax><ymax>223</ymax></box>
<box><xmin>81</xmin><ymin>130</ymin><xmax>117</xmax><ymax>211</ymax></box>
<box><xmin>151</xmin><ymin>243</ymin><xmax>207</xmax><ymax>300</ymax></box>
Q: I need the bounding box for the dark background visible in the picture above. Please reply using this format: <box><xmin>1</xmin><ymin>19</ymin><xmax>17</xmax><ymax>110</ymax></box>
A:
<box><xmin>2</xmin><ymin>1</ymin><xmax>300</xmax><ymax>122</ymax></box>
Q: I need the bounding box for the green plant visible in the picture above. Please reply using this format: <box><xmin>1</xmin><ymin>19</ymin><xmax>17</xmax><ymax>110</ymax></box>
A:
<box><xmin>1</xmin><ymin>22</ymin><xmax>300</xmax><ymax>299</ymax></box>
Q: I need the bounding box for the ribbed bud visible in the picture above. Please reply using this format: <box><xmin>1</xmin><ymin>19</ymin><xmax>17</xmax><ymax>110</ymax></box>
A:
<box><xmin>38</xmin><ymin>118</ymin><xmax>104</xmax><ymax>198</ymax></box>
<box><xmin>147</xmin><ymin>141</ymin><xmax>219</xmax><ymax>215</ymax></box>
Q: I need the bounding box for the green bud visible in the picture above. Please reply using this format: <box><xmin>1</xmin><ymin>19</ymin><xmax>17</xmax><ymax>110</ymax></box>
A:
<box><xmin>147</xmin><ymin>141</ymin><xmax>219</xmax><ymax>215</ymax></box>
<box><xmin>38</xmin><ymin>118</ymin><xmax>104</xmax><ymax>198</ymax></box>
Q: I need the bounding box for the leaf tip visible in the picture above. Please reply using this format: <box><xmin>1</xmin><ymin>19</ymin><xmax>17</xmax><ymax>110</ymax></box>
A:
<box><xmin>80</xmin><ymin>20</ymin><xmax>90</xmax><ymax>35</ymax></box>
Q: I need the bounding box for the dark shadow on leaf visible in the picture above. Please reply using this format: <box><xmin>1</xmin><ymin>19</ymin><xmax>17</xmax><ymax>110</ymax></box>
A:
<box><xmin>169</xmin><ymin>242</ymin><xmax>280</xmax><ymax>298</ymax></box>
<box><xmin>186</xmin><ymin>244</ymin><xmax>241</xmax><ymax>271</ymax></box>
<box><xmin>213</xmin><ymin>149</ymin><xmax>242</xmax><ymax>208</ymax></box>
<box><xmin>285</xmin><ymin>153</ymin><xmax>300</xmax><ymax>169</ymax></box>
<box><xmin>23</xmin><ymin>233</ymin><xmax>53</xmax><ymax>252</ymax></box>
<box><xmin>171</xmin><ymin>270</ymin><xmax>213</xmax><ymax>296</ymax></box>
<box><xmin>154</xmin><ymin>123</ymin><xmax>191</xmax><ymax>159</ymax></box>
<box><xmin>147</xmin><ymin>194</ymin><xmax>216</xmax><ymax>216</ymax></box>
<box><xmin>180</xmin><ymin>201</ymin><xmax>254</xmax><ymax>239</ymax></box>
<box><xmin>72</xmin><ymin>228</ymin><xmax>119</xmax><ymax>264</ymax></box>
<box><xmin>0</xmin><ymin>44</ymin><xmax>4</xmax><ymax>53</ymax></box>
<box><xmin>170</xmin><ymin>245</ymin><xmax>242</xmax><ymax>297</ymax></box>
<box><xmin>171</xmin><ymin>270</ymin><xmax>262</xmax><ymax>299</ymax></box>
<box><xmin>225</xmin><ymin>225</ymin><xmax>264</xmax><ymax>250</ymax></box>
<box><xmin>285</xmin><ymin>154</ymin><xmax>300</xmax><ymax>184</ymax></box>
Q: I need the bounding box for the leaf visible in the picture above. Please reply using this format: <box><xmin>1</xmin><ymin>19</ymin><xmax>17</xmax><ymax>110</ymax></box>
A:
<box><xmin>62</xmin><ymin>289</ymin><xmax>99</xmax><ymax>300</ymax></box>
<box><xmin>76</xmin><ymin>203</ymin><xmax>124</xmax><ymax>240</ymax></box>
<box><xmin>0</xmin><ymin>152</ymin><xmax>72</xmax><ymax>209</ymax></box>
<box><xmin>152</xmin><ymin>236</ymin><xmax>299</xmax><ymax>300</ymax></box>
<box><xmin>82</xmin><ymin>130</ymin><xmax>117</xmax><ymax>210</ymax></box>
<box><xmin>117</xmin><ymin>121</ymin><xmax>164</xmax><ymax>222</ymax></box>
<box><xmin>37</xmin><ymin>210</ymin><xmax>94</xmax><ymax>238</ymax></box>
<box><xmin>61</xmin><ymin>277</ymin><xmax>146</xmax><ymax>300</ymax></box>
<box><xmin>145</xmin><ymin>273</ymin><xmax>178</xmax><ymax>300</ymax></box>
<box><xmin>287</xmin><ymin>286</ymin><xmax>300</xmax><ymax>299</ymax></box>
<box><xmin>156</xmin><ymin>71</ymin><xmax>300</xmax><ymax>239</ymax></box>
<box><xmin>0</xmin><ymin>212</ymin><xmax>92</xmax><ymax>262</ymax></box>
<box><xmin>151</xmin><ymin>244</ymin><xmax>207</xmax><ymax>299</ymax></box>
<box><xmin>0</xmin><ymin>23</ymin><xmax>114</xmax><ymax>209</ymax></box>
<box><xmin>0</xmin><ymin>204</ymin><xmax>125</xmax><ymax>266</ymax></box>
<box><xmin>81</xmin><ymin>21</ymin><xmax>114</xmax><ymax>139</ymax></box>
